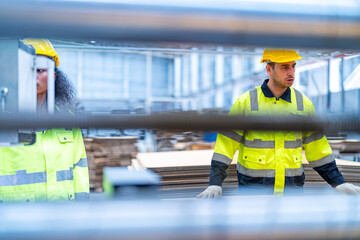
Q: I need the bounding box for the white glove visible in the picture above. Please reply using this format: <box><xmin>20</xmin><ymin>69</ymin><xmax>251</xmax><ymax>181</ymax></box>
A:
<box><xmin>196</xmin><ymin>185</ymin><xmax>222</xmax><ymax>199</ymax></box>
<box><xmin>335</xmin><ymin>183</ymin><xmax>360</xmax><ymax>195</ymax></box>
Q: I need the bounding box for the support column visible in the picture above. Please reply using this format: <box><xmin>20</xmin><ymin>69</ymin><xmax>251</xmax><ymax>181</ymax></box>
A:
<box><xmin>215</xmin><ymin>48</ymin><xmax>224</xmax><ymax>108</ymax></box>
<box><xmin>123</xmin><ymin>55</ymin><xmax>129</xmax><ymax>99</ymax></box>
<box><xmin>145</xmin><ymin>52</ymin><xmax>152</xmax><ymax>113</ymax></box>
<box><xmin>340</xmin><ymin>58</ymin><xmax>345</xmax><ymax>112</ymax></box>
<box><xmin>327</xmin><ymin>59</ymin><xmax>331</xmax><ymax>111</ymax></box>
<box><xmin>174</xmin><ymin>57</ymin><xmax>181</xmax><ymax>98</ymax></box>
<box><xmin>77</xmin><ymin>51</ymin><xmax>83</xmax><ymax>99</ymax></box>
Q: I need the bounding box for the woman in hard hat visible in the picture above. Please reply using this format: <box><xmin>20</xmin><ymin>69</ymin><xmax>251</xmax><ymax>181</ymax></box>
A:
<box><xmin>25</xmin><ymin>39</ymin><xmax>76</xmax><ymax>113</ymax></box>
<box><xmin>0</xmin><ymin>39</ymin><xmax>90</xmax><ymax>202</ymax></box>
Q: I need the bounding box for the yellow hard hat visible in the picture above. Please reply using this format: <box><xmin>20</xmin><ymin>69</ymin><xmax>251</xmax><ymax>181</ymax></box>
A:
<box><xmin>260</xmin><ymin>49</ymin><xmax>302</xmax><ymax>63</ymax></box>
<box><xmin>23</xmin><ymin>38</ymin><xmax>59</xmax><ymax>67</ymax></box>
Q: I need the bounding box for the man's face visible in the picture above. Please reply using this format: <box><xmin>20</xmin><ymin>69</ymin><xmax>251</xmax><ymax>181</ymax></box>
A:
<box><xmin>36</xmin><ymin>69</ymin><xmax>48</xmax><ymax>95</ymax></box>
<box><xmin>267</xmin><ymin>61</ymin><xmax>296</xmax><ymax>88</ymax></box>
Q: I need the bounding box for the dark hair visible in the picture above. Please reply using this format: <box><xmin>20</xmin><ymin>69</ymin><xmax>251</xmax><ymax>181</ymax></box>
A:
<box><xmin>55</xmin><ymin>68</ymin><xmax>77</xmax><ymax>112</ymax></box>
<box><xmin>267</xmin><ymin>61</ymin><xmax>275</xmax><ymax>70</ymax></box>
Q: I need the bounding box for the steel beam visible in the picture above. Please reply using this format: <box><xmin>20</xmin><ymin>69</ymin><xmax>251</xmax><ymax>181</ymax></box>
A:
<box><xmin>0</xmin><ymin>112</ymin><xmax>360</xmax><ymax>132</ymax></box>
<box><xmin>0</xmin><ymin>0</ymin><xmax>360</xmax><ymax>49</ymax></box>
<box><xmin>0</xmin><ymin>195</ymin><xmax>360</xmax><ymax>239</ymax></box>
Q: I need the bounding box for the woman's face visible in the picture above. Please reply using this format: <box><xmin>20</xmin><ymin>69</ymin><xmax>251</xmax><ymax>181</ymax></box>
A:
<box><xmin>36</xmin><ymin>68</ymin><xmax>48</xmax><ymax>95</ymax></box>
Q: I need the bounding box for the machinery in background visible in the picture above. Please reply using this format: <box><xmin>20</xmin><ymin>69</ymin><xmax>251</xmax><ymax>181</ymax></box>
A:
<box><xmin>103</xmin><ymin>167</ymin><xmax>161</xmax><ymax>200</ymax></box>
<box><xmin>0</xmin><ymin>39</ymin><xmax>55</xmax><ymax>146</ymax></box>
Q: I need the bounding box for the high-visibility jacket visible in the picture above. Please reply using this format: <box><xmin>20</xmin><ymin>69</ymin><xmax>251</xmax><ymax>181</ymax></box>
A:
<box><xmin>210</xmin><ymin>79</ymin><xmax>345</xmax><ymax>195</ymax></box>
<box><xmin>0</xmin><ymin>127</ymin><xmax>89</xmax><ymax>203</ymax></box>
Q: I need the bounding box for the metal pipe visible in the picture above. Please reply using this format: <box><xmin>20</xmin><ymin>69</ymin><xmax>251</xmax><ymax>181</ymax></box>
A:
<box><xmin>54</xmin><ymin>44</ymin><xmax>262</xmax><ymax>56</ymax></box>
<box><xmin>0</xmin><ymin>195</ymin><xmax>360</xmax><ymax>239</ymax></box>
<box><xmin>341</xmin><ymin>58</ymin><xmax>346</xmax><ymax>112</ymax></box>
<box><xmin>1</xmin><ymin>0</ymin><xmax>360</xmax><ymax>49</ymax></box>
<box><xmin>327</xmin><ymin>59</ymin><xmax>331</xmax><ymax>111</ymax></box>
<box><xmin>0</xmin><ymin>112</ymin><xmax>360</xmax><ymax>132</ymax></box>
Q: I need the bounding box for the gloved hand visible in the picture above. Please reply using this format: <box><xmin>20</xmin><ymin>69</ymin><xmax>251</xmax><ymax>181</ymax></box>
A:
<box><xmin>196</xmin><ymin>185</ymin><xmax>222</xmax><ymax>199</ymax></box>
<box><xmin>335</xmin><ymin>183</ymin><xmax>360</xmax><ymax>194</ymax></box>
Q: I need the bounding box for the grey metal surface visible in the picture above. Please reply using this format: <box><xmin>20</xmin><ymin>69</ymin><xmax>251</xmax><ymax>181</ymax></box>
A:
<box><xmin>35</xmin><ymin>56</ymin><xmax>55</xmax><ymax>114</ymax></box>
<box><xmin>18</xmin><ymin>45</ymin><xmax>37</xmax><ymax>113</ymax></box>
<box><xmin>0</xmin><ymin>39</ymin><xmax>20</xmax><ymax>113</ymax></box>
<box><xmin>1</xmin><ymin>112</ymin><xmax>360</xmax><ymax>132</ymax></box>
<box><xmin>0</xmin><ymin>39</ymin><xmax>36</xmax><ymax>145</ymax></box>
<box><xmin>0</xmin><ymin>0</ymin><xmax>360</xmax><ymax>49</ymax></box>
<box><xmin>0</xmin><ymin>195</ymin><xmax>360</xmax><ymax>239</ymax></box>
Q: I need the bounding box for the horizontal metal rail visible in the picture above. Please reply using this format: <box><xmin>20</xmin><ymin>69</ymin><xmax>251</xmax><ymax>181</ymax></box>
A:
<box><xmin>1</xmin><ymin>112</ymin><xmax>360</xmax><ymax>132</ymax></box>
<box><xmin>0</xmin><ymin>195</ymin><xmax>360</xmax><ymax>239</ymax></box>
<box><xmin>1</xmin><ymin>0</ymin><xmax>360</xmax><ymax>49</ymax></box>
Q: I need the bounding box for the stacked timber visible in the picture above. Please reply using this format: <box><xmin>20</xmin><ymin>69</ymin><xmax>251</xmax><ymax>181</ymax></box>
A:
<box><xmin>135</xmin><ymin>150</ymin><xmax>360</xmax><ymax>199</ymax></box>
<box><xmin>155</xmin><ymin>130</ymin><xmax>214</xmax><ymax>151</ymax></box>
<box><xmin>328</xmin><ymin>139</ymin><xmax>360</xmax><ymax>153</ymax></box>
<box><xmin>84</xmin><ymin>136</ymin><xmax>139</xmax><ymax>191</ymax></box>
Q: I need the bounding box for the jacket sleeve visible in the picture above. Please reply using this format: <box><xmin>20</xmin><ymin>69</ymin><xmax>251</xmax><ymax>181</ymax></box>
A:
<box><xmin>302</xmin><ymin>104</ymin><xmax>345</xmax><ymax>187</ymax></box>
<box><xmin>72</xmin><ymin>128</ymin><xmax>90</xmax><ymax>200</ymax></box>
<box><xmin>209</xmin><ymin>96</ymin><xmax>245</xmax><ymax>186</ymax></box>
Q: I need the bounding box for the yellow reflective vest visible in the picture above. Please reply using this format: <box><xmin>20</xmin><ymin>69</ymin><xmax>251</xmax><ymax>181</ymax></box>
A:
<box><xmin>211</xmin><ymin>80</ymin><xmax>344</xmax><ymax>195</ymax></box>
<box><xmin>0</xmin><ymin>128</ymin><xmax>89</xmax><ymax>202</ymax></box>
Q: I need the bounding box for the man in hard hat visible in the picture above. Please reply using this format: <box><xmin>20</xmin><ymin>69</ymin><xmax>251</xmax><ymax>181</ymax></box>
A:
<box><xmin>0</xmin><ymin>39</ymin><xmax>89</xmax><ymax>202</ymax></box>
<box><xmin>197</xmin><ymin>49</ymin><xmax>360</xmax><ymax>198</ymax></box>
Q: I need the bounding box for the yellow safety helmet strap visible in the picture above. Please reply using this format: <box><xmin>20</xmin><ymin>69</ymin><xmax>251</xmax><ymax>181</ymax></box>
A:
<box><xmin>23</xmin><ymin>38</ymin><xmax>59</xmax><ymax>67</ymax></box>
<box><xmin>260</xmin><ymin>49</ymin><xmax>302</xmax><ymax>63</ymax></box>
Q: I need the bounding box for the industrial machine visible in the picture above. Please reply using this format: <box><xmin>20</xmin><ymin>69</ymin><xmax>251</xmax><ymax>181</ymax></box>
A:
<box><xmin>0</xmin><ymin>39</ymin><xmax>55</xmax><ymax>146</ymax></box>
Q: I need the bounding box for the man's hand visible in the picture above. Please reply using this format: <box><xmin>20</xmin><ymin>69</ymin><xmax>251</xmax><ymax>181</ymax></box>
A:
<box><xmin>335</xmin><ymin>183</ymin><xmax>360</xmax><ymax>194</ymax></box>
<box><xmin>196</xmin><ymin>185</ymin><xmax>222</xmax><ymax>199</ymax></box>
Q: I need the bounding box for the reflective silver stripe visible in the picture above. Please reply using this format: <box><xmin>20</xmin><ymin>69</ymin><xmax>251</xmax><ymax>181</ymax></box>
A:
<box><xmin>302</xmin><ymin>132</ymin><xmax>325</xmax><ymax>144</ymax></box>
<box><xmin>237</xmin><ymin>162</ymin><xmax>275</xmax><ymax>177</ymax></box>
<box><xmin>308</xmin><ymin>153</ymin><xmax>335</xmax><ymax>168</ymax></box>
<box><xmin>249</xmin><ymin>88</ymin><xmax>259</xmax><ymax>111</ymax></box>
<box><xmin>219</xmin><ymin>130</ymin><xmax>243</xmax><ymax>143</ymax></box>
<box><xmin>57</xmin><ymin>158</ymin><xmax>87</xmax><ymax>182</ymax></box>
<box><xmin>212</xmin><ymin>152</ymin><xmax>232</xmax><ymax>165</ymax></box>
<box><xmin>75</xmin><ymin>192</ymin><xmax>90</xmax><ymax>201</ymax></box>
<box><xmin>242</xmin><ymin>138</ymin><xmax>275</xmax><ymax>149</ymax></box>
<box><xmin>285</xmin><ymin>165</ymin><xmax>304</xmax><ymax>177</ymax></box>
<box><xmin>0</xmin><ymin>170</ymin><xmax>46</xmax><ymax>187</ymax></box>
<box><xmin>237</xmin><ymin>162</ymin><xmax>304</xmax><ymax>177</ymax></box>
<box><xmin>284</xmin><ymin>139</ymin><xmax>302</xmax><ymax>149</ymax></box>
<box><xmin>73</xmin><ymin>158</ymin><xmax>88</xmax><ymax>168</ymax></box>
<box><xmin>294</xmin><ymin>89</ymin><xmax>304</xmax><ymax>111</ymax></box>
<box><xmin>56</xmin><ymin>168</ymin><xmax>73</xmax><ymax>182</ymax></box>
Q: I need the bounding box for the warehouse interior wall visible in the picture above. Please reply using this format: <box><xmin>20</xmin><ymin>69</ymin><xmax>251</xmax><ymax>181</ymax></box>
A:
<box><xmin>56</xmin><ymin>46</ymin><xmax>360</xmax><ymax>115</ymax></box>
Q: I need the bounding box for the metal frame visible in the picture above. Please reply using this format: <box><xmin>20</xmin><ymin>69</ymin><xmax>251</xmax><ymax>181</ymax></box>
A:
<box><xmin>1</xmin><ymin>113</ymin><xmax>360</xmax><ymax>132</ymax></box>
<box><xmin>0</xmin><ymin>195</ymin><xmax>360</xmax><ymax>239</ymax></box>
<box><xmin>0</xmin><ymin>0</ymin><xmax>359</xmax><ymax>130</ymax></box>
<box><xmin>1</xmin><ymin>0</ymin><xmax>360</xmax><ymax>49</ymax></box>
<box><xmin>35</xmin><ymin>56</ymin><xmax>56</xmax><ymax>114</ymax></box>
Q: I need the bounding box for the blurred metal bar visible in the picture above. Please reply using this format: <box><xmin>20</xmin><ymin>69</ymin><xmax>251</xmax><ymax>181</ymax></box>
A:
<box><xmin>0</xmin><ymin>195</ymin><xmax>360</xmax><ymax>239</ymax></box>
<box><xmin>53</xmin><ymin>44</ymin><xmax>261</xmax><ymax>56</ymax></box>
<box><xmin>1</xmin><ymin>0</ymin><xmax>360</xmax><ymax>49</ymax></box>
<box><xmin>35</xmin><ymin>56</ymin><xmax>56</xmax><ymax>114</ymax></box>
<box><xmin>1</xmin><ymin>112</ymin><xmax>360</xmax><ymax>132</ymax></box>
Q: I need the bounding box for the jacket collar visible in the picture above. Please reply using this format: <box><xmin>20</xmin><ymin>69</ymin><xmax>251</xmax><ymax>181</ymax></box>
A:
<box><xmin>261</xmin><ymin>79</ymin><xmax>291</xmax><ymax>103</ymax></box>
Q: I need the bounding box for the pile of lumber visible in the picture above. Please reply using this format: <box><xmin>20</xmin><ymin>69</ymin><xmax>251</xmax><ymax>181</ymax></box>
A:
<box><xmin>135</xmin><ymin>150</ymin><xmax>360</xmax><ymax>199</ymax></box>
<box><xmin>329</xmin><ymin>139</ymin><xmax>360</xmax><ymax>153</ymax></box>
<box><xmin>155</xmin><ymin>130</ymin><xmax>214</xmax><ymax>151</ymax></box>
<box><xmin>84</xmin><ymin>137</ymin><xmax>138</xmax><ymax>191</ymax></box>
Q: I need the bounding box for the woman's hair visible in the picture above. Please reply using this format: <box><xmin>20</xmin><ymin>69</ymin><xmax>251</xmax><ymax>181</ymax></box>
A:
<box><xmin>55</xmin><ymin>68</ymin><xmax>77</xmax><ymax>112</ymax></box>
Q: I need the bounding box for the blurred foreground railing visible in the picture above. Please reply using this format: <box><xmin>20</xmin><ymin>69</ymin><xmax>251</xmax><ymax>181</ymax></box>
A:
<box><xmin>1</xmin><ymin>112</ymin><xmax>360</xmax><ymax>132</ymax></box>
<box><xmin>0</xmin><ymin>194</ymin><xmax>359</xmax><ymax>239</ymax></box>
<box><xmin>0</xmin><ymin>0</ymin><xmax>360</xmax><ymax>49</ymax></box>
